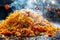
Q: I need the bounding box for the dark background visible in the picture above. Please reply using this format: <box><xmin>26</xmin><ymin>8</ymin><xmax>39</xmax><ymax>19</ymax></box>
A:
<box><xmin>0</xmin><ymin>0</ymin><xmax>13</xmax><ymax>20</ymax></box>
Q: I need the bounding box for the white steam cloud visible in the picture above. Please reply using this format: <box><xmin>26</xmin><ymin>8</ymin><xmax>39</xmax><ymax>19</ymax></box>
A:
<box><xmin>9</xmin><ymin>0</ymin><xmax>59</xmax><ymax>10</ymax></box>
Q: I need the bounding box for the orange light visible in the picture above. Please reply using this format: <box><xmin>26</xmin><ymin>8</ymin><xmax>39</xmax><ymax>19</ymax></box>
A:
<box><xmin>4</xmin><ymin>4</ymin><xmax>10</xmax><ymax>10</ymax></box>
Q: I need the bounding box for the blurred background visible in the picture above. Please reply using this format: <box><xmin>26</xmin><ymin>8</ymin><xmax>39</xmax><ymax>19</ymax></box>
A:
<box><xmin>0</xmin><ymin>0</ymin><xmax>60</xmax><ymax>27</ymax></box>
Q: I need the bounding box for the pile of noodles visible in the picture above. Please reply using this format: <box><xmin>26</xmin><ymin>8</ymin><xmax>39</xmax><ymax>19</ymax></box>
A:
<box><xmin>0</xmin><ymin>9</ymin><xmax>58</xmax><ymax>37</ymax></box>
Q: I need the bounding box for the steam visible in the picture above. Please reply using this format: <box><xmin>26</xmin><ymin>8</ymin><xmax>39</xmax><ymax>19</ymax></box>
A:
<box><xmin>9</xmin><ymin>0</ymin><xmax>27</xmax><ymax>10</ymax></box>
<box><xmin>9</xmin><ymin>0</ymin><xmax>47</xmax><ymax>15</ymax></box>
<box><xmin>25</xmin><ymin>0</ymin><xmax>36</xmax><ymax>9</ymax></box>
<box><xmin>9</xmin><ymin>0</ymin><xmax>58</xmax><ymax>10</ymax></box>
<box><xmin>9</xmin><ymin>0</ymin><xmax>45</xmax><ymax>10</ymax></box>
